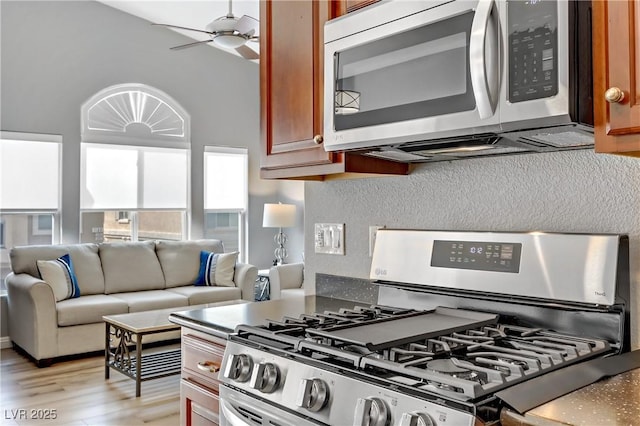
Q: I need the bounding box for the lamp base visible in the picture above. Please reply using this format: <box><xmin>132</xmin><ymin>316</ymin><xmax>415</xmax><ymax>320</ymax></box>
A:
<box><xmin>273</xmin><ymin>229</ymin><xmax>288</xmax><ymax>265</ymax></box>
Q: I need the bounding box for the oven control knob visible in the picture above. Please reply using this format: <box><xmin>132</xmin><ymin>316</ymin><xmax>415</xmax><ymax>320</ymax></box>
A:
<box><xmin>399</xmin><ymin>412</ymin><xmax>435</xmax><ymax>426</ymax></box>
<box><xmin>296</xmin><ymin>378</ymin><xmax>329</xmax><ymax>412</ymax></box>
<box><xmin>250</xmin><ymin>362</ymin><xmax>280</xmax><ymax>393</ymax></box>
<box><xmin>223</xmin><ymin>353</ymin><xmax>253</xmax><ymax>382</ymax></box>
<box><xmin>354</xmin><ymin>397</ymin><xmax>390</xmax><ymax>426</ymax></box>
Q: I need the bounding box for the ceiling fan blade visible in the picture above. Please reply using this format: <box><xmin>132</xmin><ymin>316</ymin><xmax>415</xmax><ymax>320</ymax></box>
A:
<box><xmin>170</xmin><ymin>39</ymin><xmax>214</xmax><ymax>50</ymax></box>
<box><xmin>235</xmin><ymin>15</ymin><xmax>259</xmax><ymax>36</ymax></box>
<box><xmin>152</xmin><ymin>23</ymin><xmax>213</xmax><ymax>36</ymax></box>
<box><xmin>235</xmin><ymin>44</ymin><xmax>259</xmax><ymax>60</ymax></box>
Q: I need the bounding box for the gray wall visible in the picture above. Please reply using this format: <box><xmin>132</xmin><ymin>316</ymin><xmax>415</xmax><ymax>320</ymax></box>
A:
<box><xmin>305</xmin><ymin>150</ymin><xmax>640</xmax><ymax>348</ymax></box>
<box><xmin>0</xmin><ymin>0</ymin><xmax>303</xmax><ymax>270</ymax></box>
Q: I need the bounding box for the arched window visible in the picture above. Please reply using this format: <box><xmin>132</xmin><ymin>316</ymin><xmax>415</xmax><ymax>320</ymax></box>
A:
<box><xmin>80</xmin><ymin>84</ymin><xmax>190</xmax><ymax>243</ymax></box>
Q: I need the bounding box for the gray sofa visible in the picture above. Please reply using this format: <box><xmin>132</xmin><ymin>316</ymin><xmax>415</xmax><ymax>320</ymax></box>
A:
<box><xmin>6</xmin><ymin>239</ymin><xmax>257</xmax><ymax>366</ymax></box>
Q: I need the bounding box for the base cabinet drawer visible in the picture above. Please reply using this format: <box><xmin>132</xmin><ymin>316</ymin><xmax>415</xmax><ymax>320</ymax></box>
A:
<box><xmin>182</xmin><ymin>333</ymin><xmax>225</xmax><ymax>391</ymax></box>
<box><xmin>181</xmin><ymin>379</ymin><xmax>220</xmax><ymax>426</ymax></box>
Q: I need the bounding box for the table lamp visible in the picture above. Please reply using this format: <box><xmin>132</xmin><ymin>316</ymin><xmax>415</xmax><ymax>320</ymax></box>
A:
<box><xmin>262</xmin><ymin>203</ymin><xmax>296</xmax><ymax>265</ymax></box>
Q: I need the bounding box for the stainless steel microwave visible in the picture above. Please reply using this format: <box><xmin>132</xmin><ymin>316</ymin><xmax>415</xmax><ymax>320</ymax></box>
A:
<box><xmin>323</xmin><ymin>0</ymin><xmax>594</xmax><ymax>163</ymax></box>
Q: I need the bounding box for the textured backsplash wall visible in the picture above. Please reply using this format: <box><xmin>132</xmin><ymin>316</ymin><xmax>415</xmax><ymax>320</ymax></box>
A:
<box><xmin>305</xmin><ymin>149</ymin><xmax>640</xmax><ymax>348</ymax></box>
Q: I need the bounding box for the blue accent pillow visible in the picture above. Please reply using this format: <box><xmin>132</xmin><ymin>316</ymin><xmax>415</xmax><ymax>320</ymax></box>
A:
<box><xmin>36</xmin><ymin>253</ymin><xmax>81</xmax><ymax>301</ymax></box>
<box><xmin>195</xmin><ymin>251</ymin><xmax>238</xmax><ymax>287</ymax></box>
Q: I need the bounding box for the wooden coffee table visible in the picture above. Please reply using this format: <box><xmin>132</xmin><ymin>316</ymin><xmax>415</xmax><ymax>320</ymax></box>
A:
<box><xmin>103</xmin><ymin>306</ymin><xmax>191</xmax><ymax>397</ymax></box>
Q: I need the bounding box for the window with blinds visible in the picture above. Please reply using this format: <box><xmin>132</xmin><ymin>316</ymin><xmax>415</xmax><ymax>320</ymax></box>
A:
<box><xmin>204</xmin><ymin>146</ymin><xmax>248</xmax><ymax>262</ymax></box>
<box><xmin>80</xmin><ymin>84</ymin><xmax>190</xmax><ymax>243</ymax></box>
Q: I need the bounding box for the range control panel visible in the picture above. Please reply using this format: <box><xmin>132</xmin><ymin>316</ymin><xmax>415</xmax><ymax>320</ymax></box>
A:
<box><xmin>431</xmin><ymin>240</ymin><xmax>522</xmax><ymax>273</ymax></box>
<box><xmin>507</xmin><ymin>0</ymin><xmax>558</xmax><ymax>103</ymax></box>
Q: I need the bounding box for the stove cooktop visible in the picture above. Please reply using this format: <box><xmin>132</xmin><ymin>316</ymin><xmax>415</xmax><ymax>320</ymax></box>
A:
<box><xmin>232</xmin><ymin>305</ymin><xmax>612</xmax><ymax>401</ymax></box>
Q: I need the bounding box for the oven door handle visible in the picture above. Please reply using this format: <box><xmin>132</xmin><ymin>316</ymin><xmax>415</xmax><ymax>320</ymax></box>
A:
<box><xmin>469</xmin><ymin>0</ymin><xmax>499</xmax><ymax>119</ymax></box>
<box><xmin>220</xmin><ymin>397</ymin><xmax>251</xmax><ymax>426</ymax></box>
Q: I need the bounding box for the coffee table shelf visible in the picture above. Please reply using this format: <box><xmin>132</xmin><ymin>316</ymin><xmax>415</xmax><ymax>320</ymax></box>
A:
<box><xmin>107</xmin><ymin>347</ymin><xmax>182</xmax><ymax>381</ymax></box>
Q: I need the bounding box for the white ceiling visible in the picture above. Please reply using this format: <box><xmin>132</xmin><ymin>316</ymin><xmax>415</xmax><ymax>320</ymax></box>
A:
<box><xmin>98</xmin><ymin>0</ymin><xmax>260</xmax><ymax>60</ymax></box>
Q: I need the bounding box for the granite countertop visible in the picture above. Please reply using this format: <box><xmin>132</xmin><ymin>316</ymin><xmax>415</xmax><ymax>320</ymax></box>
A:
<box><xmin>500</xmin><ymin>368</ymin><xmax>640</xmax><ymax>426</ymax></box>
<box><xmin>169</xmin><ymin>295</ymin><xmax>366</xmax><ymax>338</ymax></box>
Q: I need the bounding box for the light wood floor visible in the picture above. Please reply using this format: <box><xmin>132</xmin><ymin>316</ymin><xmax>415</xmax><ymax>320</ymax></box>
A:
<box><xmin>0</xmin><ymin>348</ymin><xmax>180</xmax><ymax>426</ymax></box>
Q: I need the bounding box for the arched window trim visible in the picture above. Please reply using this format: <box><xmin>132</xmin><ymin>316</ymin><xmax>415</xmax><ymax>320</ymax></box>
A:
<box><xmin>81</xmin><ymin>83</ymin><xmax>190</xmax><ymax>148</ymax></box>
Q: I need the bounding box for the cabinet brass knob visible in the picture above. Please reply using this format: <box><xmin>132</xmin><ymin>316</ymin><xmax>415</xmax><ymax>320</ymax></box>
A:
<box><xmin>313</xmin><ymin>135</ymin><xmax>324</xmax><ymax>145</ymax></box>
<box><xmin>197</xmin><ymin>361</ymin><xmax>220</xmax><ymax>373</ymax></box>
<box><xmin>605</xmin><ymin>87</ymin><xmax>625</xmax><ymax>103</ymax></box>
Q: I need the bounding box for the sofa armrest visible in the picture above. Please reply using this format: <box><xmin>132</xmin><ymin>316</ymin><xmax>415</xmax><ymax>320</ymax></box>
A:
<box><xmin>269</xmin><ymin>263</ymin><xmax>304</xmax><ymax>300</ymax></box>
<box><xmin>233</xmin><ymin>263</ymin><xmax>258</xmax><ymax>301</ymax></box>
<box><xmin>5</xmin><ymin>272</ymin><xmax>59</xmax><ymax>360</ymax></box>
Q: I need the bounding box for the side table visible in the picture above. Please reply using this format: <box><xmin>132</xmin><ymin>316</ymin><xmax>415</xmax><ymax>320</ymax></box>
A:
<box><xmin>255</xmin><ymin>269</ymin><xmax>270</xmax><ymax>301</ymax></box>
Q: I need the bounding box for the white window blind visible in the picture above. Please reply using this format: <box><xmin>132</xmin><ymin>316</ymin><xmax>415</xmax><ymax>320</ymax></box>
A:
<box><xmin>81</xmin><ymin>143</ymin><xmax>188</xmax><ymax>210</ymax></box>
<box><xmin>0</xmin><ymin>133</ymin><xmax>61</xmax><ymax>210</ymax></box>
<box><xmin>204</xmin><ymin>147</ymin><xmax>248</xmax><ymax>210</ymax></box>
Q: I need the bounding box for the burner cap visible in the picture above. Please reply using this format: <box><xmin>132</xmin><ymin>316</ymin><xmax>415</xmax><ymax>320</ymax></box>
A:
<box><xmin>426</xmin><ymin>359</ymin><xmax>469</xmax><ymax>374</ymax></box>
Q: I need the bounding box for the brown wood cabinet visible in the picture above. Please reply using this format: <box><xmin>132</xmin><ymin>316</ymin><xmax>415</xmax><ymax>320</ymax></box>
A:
<box><xmin>180</xmin><ymin>328</ymin><xmax>226</xmax><ymax>426</ymax></box>
<box><xmin>259</xmin><ymin>0</ymin><xmax>409</xmax><ymax>179</ymax></box>
<box><xmin>593</xmin><ymin>0</ymin><xmax>640</xmax><ymax>155</ymax></box>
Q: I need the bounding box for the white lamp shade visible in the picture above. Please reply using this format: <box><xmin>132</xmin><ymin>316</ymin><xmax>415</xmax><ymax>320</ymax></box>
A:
<box><xmin>263</xmin><ymin>203</ymin><xmax>296</xmax><ymax>228</ymax></box>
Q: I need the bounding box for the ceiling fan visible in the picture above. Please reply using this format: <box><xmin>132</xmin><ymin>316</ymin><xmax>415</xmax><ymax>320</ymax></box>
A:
<box><xmin>152</xmin><ymin>0</ymin><xmax>259</xmax><ymax>60</ymax></box>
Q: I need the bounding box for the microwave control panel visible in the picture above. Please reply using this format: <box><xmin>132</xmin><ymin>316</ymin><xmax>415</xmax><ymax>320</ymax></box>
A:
<box><xmin>507</xmin><ymin>0</ymin><xmax>558</xmax><ymax>103</ymax></box>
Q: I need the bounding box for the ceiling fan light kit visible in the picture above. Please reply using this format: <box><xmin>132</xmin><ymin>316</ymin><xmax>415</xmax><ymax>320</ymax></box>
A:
<box><xmin>214</xmin><ymin>34</ymin><xmax>248</xmax><ymax>49</ymax></box>
<box><xmin>153</xmin><ymin>0</ymin><xmax>259</xmax><ymax>60</ymax></box>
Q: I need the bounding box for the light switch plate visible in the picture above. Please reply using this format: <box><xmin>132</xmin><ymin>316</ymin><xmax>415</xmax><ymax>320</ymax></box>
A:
<box><xmin>314</xmin><ymin>223</ymin><xmax>345</xmax><ymax>255</ymax></box>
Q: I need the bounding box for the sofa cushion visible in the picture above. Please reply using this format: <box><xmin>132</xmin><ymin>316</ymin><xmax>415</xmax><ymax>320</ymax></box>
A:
<box><xmin>100</xmin><ymin>241</ymin><xmax>165</xmax><ymax>294</ymax></box>
<box><xmin>10</xmin><ymin>243</ymin><xmax>105</xmax><ymax>295</ymax></box>
<box><xmin>57</xmin><ymin>294</ymin><xmax>128</xmax><ymax>326</ymax></box>
<box><xmin>166</xmin><ymin>286</ymin><xmax>242</xmax><ymax>305</ymax></box>
<box><xmin>156</xmin><ymin>240</ymin><xmax>225</xmax><ymax>288</ymax></box>
<box><xmin>37</xmin><ymin>254</ymin><xmax>81</xmax><ymax>301</ymax></box>
<box><xmin>110</xmin><ymin>290</ymin><xmax>189</xmax><ymax>312</ymax></box>
<box><xmin>195</xmin><ymin>251</ymin><xmax>238</xmax><ymax>287</ymax></box>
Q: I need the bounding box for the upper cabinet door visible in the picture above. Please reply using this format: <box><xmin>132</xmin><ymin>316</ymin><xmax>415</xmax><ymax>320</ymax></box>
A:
<box><xmin>593</xmin><ymin>0</ymin><xmax>640</xmax><ymax>154</ymax></box>
<box><xmin>260</xmin><ymin>0</ymin><xmax>334</xmax><ymax>172</ymax></box>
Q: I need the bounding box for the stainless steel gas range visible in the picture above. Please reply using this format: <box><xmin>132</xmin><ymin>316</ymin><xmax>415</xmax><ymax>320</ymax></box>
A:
<box><xmin>218</xmin><ymin>230</ymin><xmax>631</xmax><ymax>426</ymax></box>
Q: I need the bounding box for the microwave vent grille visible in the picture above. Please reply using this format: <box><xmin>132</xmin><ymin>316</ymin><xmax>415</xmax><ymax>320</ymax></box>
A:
<box><xmin>517</xmin><ymin>131</ymin><xmax>594</xmax><ymax>148</ymax></box>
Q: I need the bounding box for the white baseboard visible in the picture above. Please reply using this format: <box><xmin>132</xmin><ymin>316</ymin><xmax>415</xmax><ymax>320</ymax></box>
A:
<box><xmin>1</xmin><ymin>336</ymin><xmax>11</xmax><ymax>350</ymax></box>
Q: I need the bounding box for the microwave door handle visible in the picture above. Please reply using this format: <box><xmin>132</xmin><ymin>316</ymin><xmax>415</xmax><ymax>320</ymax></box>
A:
<box><xmin>469</xmin><ymin>0</ymin><xmax>497</xmax><ymax>119</ymax></box>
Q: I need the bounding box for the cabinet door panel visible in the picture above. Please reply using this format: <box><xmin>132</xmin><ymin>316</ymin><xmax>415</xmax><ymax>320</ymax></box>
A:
<box><xmin>271</xmin><ymin>2</ymin><xmax>314</xmax><ymax>145</ymax></box>
<box><xmin>606</xmin><ymin>2</ymin><xmax>640</xmax><ymax>134</ymax></box>
<box><xmin>181</xmin><ymin>379</ymin><xmax>219</xmax><ymax>426</ymax></box>
<box><xmin>594</xmin><ymin>0</ymin><xmax>640</xmax><ymax>153</ymax></box>
<box><xmin>261</xmin><ymin>0</ymin><xmax>333</xmax><ymax>170</ymax></box>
